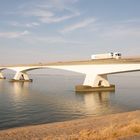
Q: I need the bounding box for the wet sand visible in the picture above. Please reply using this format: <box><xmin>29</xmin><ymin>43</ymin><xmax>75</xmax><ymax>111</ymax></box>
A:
<box><xmin>0</xmin><ymin>110</ymin><xmax>140</xmax><ymax>140</ymax></box>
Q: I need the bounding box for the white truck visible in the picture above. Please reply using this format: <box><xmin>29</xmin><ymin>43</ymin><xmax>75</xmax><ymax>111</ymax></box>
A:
<box><xmin>91</xmin><ymin>52</ymin><xmax>121</xmax><ymax>60</ymax></box>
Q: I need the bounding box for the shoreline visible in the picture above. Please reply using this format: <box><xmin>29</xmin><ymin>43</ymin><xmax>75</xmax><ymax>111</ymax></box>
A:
<box><xmin>0</xmin><ymin>110</ymin><xmax>140</xmax><ymax>140</ymax></box>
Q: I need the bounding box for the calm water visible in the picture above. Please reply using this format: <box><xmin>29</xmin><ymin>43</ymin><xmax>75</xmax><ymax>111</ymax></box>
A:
<box><xmin>0</xmin><ymin>74</ymin><xmax>140</xmax><ymax>130</ymax></box>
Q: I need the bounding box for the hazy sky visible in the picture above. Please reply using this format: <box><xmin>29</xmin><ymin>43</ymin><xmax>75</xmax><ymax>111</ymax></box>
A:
<box><xmin>0</xmin><ymin>0</ymin><xmax>140</xmax><ymax>64</ymax></box>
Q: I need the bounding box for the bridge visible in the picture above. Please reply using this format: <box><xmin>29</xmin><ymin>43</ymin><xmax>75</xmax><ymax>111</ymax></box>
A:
<box><xmin>1</xmin><ymin>58</ymin><xmax>140</xmax><ymax>92</ymax></box>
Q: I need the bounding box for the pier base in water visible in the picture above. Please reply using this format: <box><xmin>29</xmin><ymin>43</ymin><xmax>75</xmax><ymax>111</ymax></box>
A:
<box><xmin>0</xmin><ymin>77</ymin><xmax>6</xmax><ymax>79</ymax></box>
<box><xmin>9</xmin><ymin>79</ymin><xmax>33</xmax><ymax>82</ymax></box>
<box><xmin>75</xmin><ymin>85</ymin><xmax>115</xmax><ymax>92</ymax></box>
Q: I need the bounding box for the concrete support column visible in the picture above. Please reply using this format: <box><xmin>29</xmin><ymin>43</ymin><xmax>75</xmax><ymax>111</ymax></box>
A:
<box><xmin>83</xmin><ymin>74</ymin><xmax>110</xmax><ymax>87</ymax></box>
<box><xmin>12</xmin><ymin>72</ymin><xmax>32</xmax><ymax>82</ymax></box>
<box><xmin>0</xmin><ymin>72</ymin><xmax>5</xmax><ymax>79</ymax></box>
<box><xmin>94</xmin><ymin>75</ymin><xmax>110</xmax><ymax>87</ymax></box>
<box><xmin>83</xmin><ymin>74</ymin><xmax>97</xmax><ymax>87</ymax></box>
<box><xmin>14</xmin><ymin>72</ymin><xmax>22</xmax><ymax>80</ymax></box>
<box><xmin>76</xmin><ymin>74</ymin><xmax>114</xmax><ymax>92</ymax></box>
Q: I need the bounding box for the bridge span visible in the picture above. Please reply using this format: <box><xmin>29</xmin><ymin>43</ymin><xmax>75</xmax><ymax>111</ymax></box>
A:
<box><xmin>1</xmin><ymin>58</ymin><xmax>140</xmax><ymax>92</ymax></box>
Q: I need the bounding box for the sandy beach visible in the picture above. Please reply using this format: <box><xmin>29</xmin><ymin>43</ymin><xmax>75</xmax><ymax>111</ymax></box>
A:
<box><xmin>0</xmin><ymin>110</ymin><xmax>140</xmax><ymax>140</ymax></box>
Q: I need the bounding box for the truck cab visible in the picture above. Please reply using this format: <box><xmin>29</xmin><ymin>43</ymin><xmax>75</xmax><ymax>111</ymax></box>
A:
<box><xmin>113</xmin><ymin>52</ymin><xmax>121</xmax><ymax>59</ymax></box>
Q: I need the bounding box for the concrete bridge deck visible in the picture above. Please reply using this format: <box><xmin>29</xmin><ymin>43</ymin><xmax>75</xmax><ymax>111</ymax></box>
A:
<box><xmin>1</xmin><ymin>58</ymin><xmax>140</xmax><ymax>92</ymax></box>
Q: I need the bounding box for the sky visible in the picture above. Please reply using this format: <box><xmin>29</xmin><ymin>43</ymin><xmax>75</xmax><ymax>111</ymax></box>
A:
<box><xmin>0</xmin><ymin>0</ymin><xmax>140</xmax><ymax>65</ymax></box>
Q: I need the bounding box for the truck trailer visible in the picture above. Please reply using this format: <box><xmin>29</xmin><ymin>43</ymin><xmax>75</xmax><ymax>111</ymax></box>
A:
<box><xmin>91</xmin><ymin>52</ymin><xmax>121</xmax><ymax>60</ymax></box>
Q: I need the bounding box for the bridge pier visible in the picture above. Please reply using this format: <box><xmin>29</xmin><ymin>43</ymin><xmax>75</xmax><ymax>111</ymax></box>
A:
<box><xmin>0</xmin><ymin>72</ymin><xmax>6</xmax><ymax>79</ymax></box>
<box><xmin>76</xmin><ymin>74</ymin><xmax>115</xmax><ymax>92</ymax></box>
<box><xmin>10</xmin><ymin>72</ymin><xmax>32</xmax><ymax>82</ymax></box>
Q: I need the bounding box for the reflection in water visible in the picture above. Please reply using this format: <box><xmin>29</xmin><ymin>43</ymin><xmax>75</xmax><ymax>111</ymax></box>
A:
<box><xmin>76</xmin><ymin>91</ymin><xmax>115</xmax><ymax>115</ymax></box>
<box><xmin>0</xmin><ymin>79</ymin><xmax>6</xmax><ymax>90</ymax></box>
<box><xmin>8</xmin><ymin>82</ymin><xmax>30</xmax><ymax>106</ymax></box>
<box><xmin>12</xmin><ymin>82</ymin><xmax>30</xmax><ymax>94</ymax></box>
